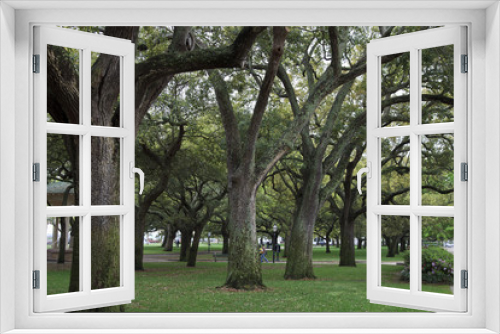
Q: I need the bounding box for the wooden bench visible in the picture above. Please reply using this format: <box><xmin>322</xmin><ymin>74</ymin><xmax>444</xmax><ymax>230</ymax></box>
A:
<box><xmin>212</xmin><ymin>252</ymin><xmax>229</xmax><ymax>262</ymax></box>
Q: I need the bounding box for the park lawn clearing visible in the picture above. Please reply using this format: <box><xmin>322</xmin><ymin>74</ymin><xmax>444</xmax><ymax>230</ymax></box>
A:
<box><xmin>48</xmin><ymin>261</ymin><xmax>450</xmax><ymax>312</ymax></box>
<box><xmin>143</xmin><ymin>244</ymin><xmax>407</xmax><ymax>263</ymax></box>
<box><xmin>130</xmin><ymin>263</ymin><xmax>425</xmax><ymax>312</ymax></box>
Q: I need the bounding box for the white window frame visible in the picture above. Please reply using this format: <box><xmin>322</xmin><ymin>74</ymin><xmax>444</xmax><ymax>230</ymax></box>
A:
<box><xmin>0</xmin><ymin>1</ymin><xmax>499</xmax><ymax>333</ymax></box>
<box><xmin>366</xmin><ymin>26</ymin><xmax>467</xmax><ymax>312</ymax></box>
<box><xmin>33</xmin><ymin>26</ymin><xmax>136</xmax><ymax>312</ymax></box>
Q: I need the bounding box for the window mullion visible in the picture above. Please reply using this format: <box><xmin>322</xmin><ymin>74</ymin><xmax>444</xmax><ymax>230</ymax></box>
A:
<box><xmin>82</xmin><ymin>48</ymin><xmax>92</xmax><ymax>294</ymax></box>
<box><xmin>409</xmin><ymin>47</ymin><xmax>420</xmax><ymax>295</ymax></box>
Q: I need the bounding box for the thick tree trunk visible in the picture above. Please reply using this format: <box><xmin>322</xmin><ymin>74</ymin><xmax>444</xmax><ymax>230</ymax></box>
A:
<box><xmin>339</xmin><ymin>155</ymin><xmax>358</xmax><ymax>267</ymax></box>
<box><xmin>161</xmin><ymin>232</ymin><xmax>167</xmax><ymax>248</ymax></box>
<box><xmin>187</xmin><ymin>227</ymin><xmax>203</xmax><ymax>267</ymax></box>
<box><xmin>339</xmin><ymin>218</ymin><xmax>356</xmax><ymax>266</ymax></box>
<box><xmin>57</xmin><ymin>218</ymin><xmax>67</xmax><ymax>263</ymax></box>
<box><xmin>224</xmin><ymin>181</ymin><xmax>263</xmax><ymax>289</ymax></box>
<box><xmin>164</xmin><ymin>226</ymin><xmax>175</xmax><ymax>252</ymax></box>
<box><xmin>222</xmin><ymin>234</ymin><xmax>229</xmax><ymax>255</ymax></box>
<box><xmin>68</xmin><ymin>218</ymin><xmax>80</xmax><ymax>292</ymax></box>
<box><xmin>325</xmin><ymin>229</ymin><xmax>332</xmax><ymax>253</ymax></box>
<box><xmin>89</xmin><ymin>136</ymin><xmax>123</xmax><ymax>312</ymax></box>
<box><xmin>284</xmin><ymin>160</ymin><xmax>322</xmax><ymax>280</ymax></box>
<box><xmin>284</xmin><ymin>211</ymin><xmax>316</xmax><ymax>279</ymax></box>
<box><xmin>179</xmin><ymin>230</ymin><xmax>192</xmax><ymax>262</ymax></box>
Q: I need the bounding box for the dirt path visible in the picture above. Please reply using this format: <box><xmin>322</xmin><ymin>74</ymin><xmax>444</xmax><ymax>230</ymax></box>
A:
<box><xmin>142</xmin><ymin>253</ymin><xmax>403</xmax><ymax>266</ymax></box>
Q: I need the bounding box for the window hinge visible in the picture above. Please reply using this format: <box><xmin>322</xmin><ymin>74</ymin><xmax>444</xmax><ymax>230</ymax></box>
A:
<box><xmin>461</xmin><ymin>162</ymin><xmax>468</xmax><ymax>181</ymax></box>
<box><xmin>461</xmin><ymin>54</ymin><xmax>468</xmax><ymax>73</ymax></box>
<box><xmin>33</xmin><ymin>270</ymin><xmax>40</xmax><ymax>289</ymax></box>
<box><xmin>33</xmin><ymin>54</ymin><xmax>40</xmax><ymax>73</ymax></box>
<box><xmin>33</xmin><ymin>163</ymin><xmax>40</xmax><ymax>182</ymax></box>
<box><xmin>461</xmin><ymin>270</ymin><xmax>468</xmax><ymax>289</ymax></box>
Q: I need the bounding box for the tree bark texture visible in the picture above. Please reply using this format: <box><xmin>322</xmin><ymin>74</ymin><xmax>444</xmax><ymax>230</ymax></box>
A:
<box><xmin>209</xmin><ymin>27</ymin><xmax>288</xmax><ymax>289</ymax></box>
<box><xmin>161</xmin><ymin>232</ymin><xmax>168</xmax><ymax>248</ymax></box>
<box><xmin>283</xmin><ymin>229</ymin><xmax>291</xmax><ymax>258</ymax></box>
<box><xmin>179</xmin><ymin>230</ymin><xmax>192</xmax><ymax>262</ymax></box>
<box><xmin>284</xmin><ymin>161</ymin><xmax>322</xmax><ymax>279</ymax></box>
<box><xmin>164</xmin><ymin>226</ymin><xmax>175</xmax><ymax>251</ymax></box>
<box><xmin>325</xmin><ymin>231</ymin><xmax>331</xmax><ymax>253</ymax></box>
<box><xmin>68</xmin><ymin>218</ymin><xmax>80</xmax><ymax>293</ymax></box>
<box><xmin>339</xmin><ymin>218</ymin><xmax>356</xmax><ymax>266</ymax></box>
<box><xmin>187</xmin><ymin>226</ymin><xmax>203</xmax><ymax>267</ymax></box>
<box><xmin>134</xmin><ymin>208</ymin><xmax>147</xmax><ymax>271</ymax></box>
<box><xmin>224</xmin><ymin>181</ymin><xmax>263</xmax><ymax>289</ymax></box>
<box><xmin>57</xmin><ymin>218</ymin><xmax>67</xmax><ymax>263</ymax></box>
<box><xmin>221</xmin><ymin>223</ymin><xmax>230</xmax><ymax>255</ymax></box>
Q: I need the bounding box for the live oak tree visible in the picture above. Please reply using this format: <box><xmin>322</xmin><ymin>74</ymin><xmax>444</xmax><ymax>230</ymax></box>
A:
<box><xmin>209</xmin><ymin>27</ymin><xmax>291</xmax><ymax>289</ymax></box>
<box><xmin>274</xmin><ymin>26</ymin><xmax>382</xmax><ymax>278</ymax></box>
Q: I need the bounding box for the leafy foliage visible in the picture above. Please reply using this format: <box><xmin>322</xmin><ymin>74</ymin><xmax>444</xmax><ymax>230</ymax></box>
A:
<box><xmin>400</xmin><ymin>246</ymin><xmax>454</xmax><ymax>284</ymax></box>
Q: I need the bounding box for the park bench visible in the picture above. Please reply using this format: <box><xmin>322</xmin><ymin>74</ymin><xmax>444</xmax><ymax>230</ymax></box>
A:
<box><xmin>212</xmin><ymin>252</ymin><xmax>229</xmax><ymax>262</ymax></box>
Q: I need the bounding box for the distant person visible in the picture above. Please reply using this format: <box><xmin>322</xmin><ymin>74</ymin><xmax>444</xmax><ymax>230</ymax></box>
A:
<box><xmin>175</xmin><ymin>239</ymin><xmax>180</xmax><ymax>248</ymax></box>
<box><xmin>259</xmin><ymin>245</ymin><xmax>269</xmax><ymax>263</ymax></box>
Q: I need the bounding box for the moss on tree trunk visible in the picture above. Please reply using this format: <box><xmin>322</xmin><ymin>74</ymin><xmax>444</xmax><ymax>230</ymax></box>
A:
<box><xmin>284</xmin><ymin>162</ymin><xmax>322</xmax><ymax>280</ymax></box>
<box><xmin>87</xmin><ymin>136</ymin><xmax>123</xmax><ymax>312</ymax></box>
<box><xmin>223</xmin><ymin>182</ymin><xmax>264</xmax><ymax>289</ymax></box>
<box><xmin>284</xmin><ymin>215</ymin><xmax>316</xmax><ymax>280</ymax></box>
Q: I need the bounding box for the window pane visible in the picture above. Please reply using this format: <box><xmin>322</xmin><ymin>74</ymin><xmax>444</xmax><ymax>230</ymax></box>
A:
<box><xmin>421</xmin><ymin>217</ymin><xmax>454</xmax><ymax>295</ymax></box>
<box><xmin>47</xmin><ymin>134</ymin><xmax>79</xmax><ymax>206</ymax></box>
<box><xmin>381</xmin><ymin>52</ymin><xmax>410</xmax><ymax>127</ymax></box>
<box><xmin>421</xmin><ymin>134</ymin><xmax>454</xmax><ymax>206</ymax></box>
<box><xmin>421</xmin><ymin>45</ymin><xmax>454</xmax><ymax>124</ymax></box>
<box><xmin>381</xmin><ymin>136</ymin><xmax>410</xmax><ymax>205</ymax></box>
<box><xmin>91</xmin><ymin>52</ymin><xmax>121</xmax><ymax>127</ymax></box>
<box><xmin>91</xmin><ymin>216</ymin><xmax>121</xmax><ymax>290</ymax></box>
<box><xmin>381</xmin><ymin>215</ymin><xmax>410</xmax><ymax>290</ymax></box>
<box><xmin>47</xmin><ymin>217</ymin><xmax>81</xmax><ymax>295</ymax></box>
<box><xmin>91</xmin><ymin>137</ymin><xmax>121</xmax><ymax>206</ymax></box>
<box><xmin>47</xmin><ymin>45</ymin><xmax>80</xmax><ymax>124</ymax></box>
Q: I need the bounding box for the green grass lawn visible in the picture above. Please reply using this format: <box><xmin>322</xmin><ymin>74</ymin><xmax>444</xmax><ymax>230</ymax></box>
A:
<box><xmin>47</xmin><ymin>260</ymin><xmax>452</xmax><ymax>312</ymax></box>
<box><xmin>143</xmin><ymin>243</ymin><xmax>407</xmax><ymax>263</ymax></box>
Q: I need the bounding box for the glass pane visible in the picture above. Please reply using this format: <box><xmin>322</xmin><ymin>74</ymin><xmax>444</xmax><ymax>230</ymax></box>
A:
<box><xmin>47</xmin><ymin>217</ymin><xmax>81</xmax><ymax>295</ymax></box>
<box><xmin>421</xmin><ymin>217</ymin><xmax>454</xmax><ymax>294</ymax></box>
<box><xmin>381</xmin><ymin>215</ymin><xmax>410</xmax><ymax>290</ymax></box>
<box><xmin>381</xmin><ymin>52</ymin><xmax>410</xmax><ymax>127</ymax></box>
<box><xmin>47</xmin><ymin>134</ymin><xmax>79</xmax><ymax>206</ymax></box>
<box><xmin>91</xmin><ymin>216</ymin><xmax>121</xmax><ymax>290</ymax></box>
<box><xmin>91</xmin><ymin>137</ymin><xmax>121</xmax><ymax>206</ymax></box>
<box><xmin>91</xmin><ymin>52</ymin><xmax>121</xmax><ymax>127</ymax></box>
<box><xmin>421</xmin><ymin>45</ymin><xmax>454</xmax><ymax>124</ymax></box>
<box><xmin>47</xmin><ymin>45</ymin><xmax>80</xmax><ymax>124</ymax></box>
<box><xmin>381</xmin><ymin>136</ymin><xmax>410</xmax><ymax>205</ymax></box>
<box><xmin>421</xmin><ymin>134</ymin><xmax>454</xmax><ymax>206</ymax></box>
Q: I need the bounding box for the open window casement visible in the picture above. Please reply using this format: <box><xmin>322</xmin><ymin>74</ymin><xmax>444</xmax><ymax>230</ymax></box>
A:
<box><xmin>33</xmin><ymin>26</ymin><xmax>137</xmax><ymax>312</ymax></box>
<box><xmin>365</xmin><ymin>26</ymin><xmax>467</xmax><ymax>312</ymax></box>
